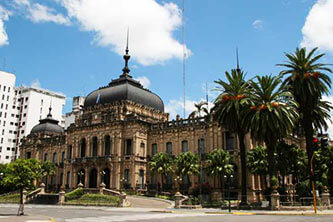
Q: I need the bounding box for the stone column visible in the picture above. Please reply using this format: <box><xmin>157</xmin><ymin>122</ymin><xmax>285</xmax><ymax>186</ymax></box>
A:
<box><xmin>40</xmin><ymin>183</ymin><xmax>46</xmax><ymax>194</ymax></box>
<box><xmin>84</xmin><ymin>167</ymin><xmax>89</xmax><ymax>187</ymax></box>
<box><xmin>59</xmin><ymin>190</ymin><xmax>65</xmax><ymax>205</ymax></box>
<box><xmin>99</xmin><ymin>183</ymin><xmax>106</xmax><ymax>194</ymax></box>
<box><xmin>271</xmin><ymin>190</ymin><xmax>280</xmax><ymax>210</ymax></box>
<box><xmin>321</xmin><ymin>187</ymin><xmax>331</xmax><ymax>207</ymax></box>
<box><xmin>98</xmin><ymin>135</ymin><xmax>103</xmax><ymax>156</ymax></box>
<box><xmin>174</xmin><ymin>192</ymin><xmax>183</xmax><ymax>209</ymax></box>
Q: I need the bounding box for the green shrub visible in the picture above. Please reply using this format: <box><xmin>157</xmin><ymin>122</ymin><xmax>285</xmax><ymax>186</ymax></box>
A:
<box><xmin>0</xmin><ymin>193</ymin><xmax>20</xmax><ymax>203</ymax></box>
<box><xmin>65</xmin><ymin>188</ymin><xmax>84</xmax><ymax>201</ymax></box>
<box><xmin>66</xmin><ymin>193</ymin><xmax>119</xmax><ymax>206</ymax></box>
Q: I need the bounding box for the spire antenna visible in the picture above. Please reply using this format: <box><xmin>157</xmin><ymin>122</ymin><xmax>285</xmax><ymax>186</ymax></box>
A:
<box><xmin>182</xmin><ymin>0</ymin><xmax>186</xmax><ymax>118</ymax></box>
<box><xmin>236</xmin><ymin>47</ymin><xmax>240</xmax><ymax>73</ymax></box>
<box><xmin>121</xmin><ymin>28</ymin><xmax>131</xmax><ymax>77</ymax></box>
<box><xmin>47</xmin><ymin>99</ymin><xmax>52</xmax><ymax>118</ymax></box>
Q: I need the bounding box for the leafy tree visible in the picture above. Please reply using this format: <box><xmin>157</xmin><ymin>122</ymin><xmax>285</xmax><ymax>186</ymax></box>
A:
<box><xmin>189</xmin><ymin>101</ymin><xmax>209</xmax><ymax>118</ymax></box>
<box><xmin>148</xmin><ymin>152</ymin><xmax>174</xmax><ymax>193</ymax></box>
<box><xmin>243</xmin><ymin>75</ymin><xmax>299</xmax><ymax>185</ymax></box>
<box><xmin>313</xmin><ymin>145</ymin><xmax>333</xmax><ymax>191</ymax></box>
<box><xmin>40</xmin><ymin>161</ymin><xmax>56</xmax><ymax>186</ymax></box>
<box><xmin>175</xmin><ymin>152</ymin><xmax>200</xmax><ymax>187</ymax></box>
<box><xmin>212</xmin><ymin>69</ymin><xmax>250</xmax><ymax>205</ymax></box>
<box><xmin>2</xmin><ymin>159</ymin><xmax>40</xmax><ymax>215</ymax></box>
<box><xmin>205</xmin><ymin>149</ymin><xmax>234</xmax><ymax>198</ymax></box>
<box><xmin>278</xmin><ymin>47</ymin><xmax>332</xmax><ymax>180</ymax></box>
<box><xmin>247</xmin><ymin>146</ymin><xmax>268</xmax><ymax>187</ymax></box>
<box><xmin>276</xmin><ymin>141</ymin><xmax>307</xmax><ymax>191</ymax></box>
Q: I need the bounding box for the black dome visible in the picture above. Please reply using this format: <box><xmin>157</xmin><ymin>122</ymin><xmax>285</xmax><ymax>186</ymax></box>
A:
<box><xmin>84</xmin><ymin>76</ymin><xmax>164</xmax><ymax>112</ymax></box>
<box><xmin>84</xmin><ymin>41</ymin><xmax>164</xmax><ymax>112</ymax></box>
<box><xmin>31</xmin><ymin>109</ymin><xmax>64</xmax><ymax>135</ymax></box>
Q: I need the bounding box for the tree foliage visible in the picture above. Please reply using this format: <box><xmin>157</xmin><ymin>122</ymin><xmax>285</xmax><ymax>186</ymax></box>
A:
<box><xmin>175</xmin><ymin>152</ymin><xmax>200</xmax><ymax>184</ymax></box>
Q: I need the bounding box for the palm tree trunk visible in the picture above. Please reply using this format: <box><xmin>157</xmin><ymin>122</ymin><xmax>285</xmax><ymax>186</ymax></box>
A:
<box><xmin>302</xmin><ymin>112</ymin><xmax>315</xmax><ymax>192</ymax></box>
<box><xmin>238</xmin><ymin>130</ymin><xmax>247</xmax><ymax>205</ymax></box>
<box><xmin>161</xmin><ymin>174</ymin><xmax>164</xmax><ymax>193</ymax></box>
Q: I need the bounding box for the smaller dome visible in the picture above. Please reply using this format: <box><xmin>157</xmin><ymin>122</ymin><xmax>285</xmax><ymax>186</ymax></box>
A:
<box><xmin>31</xmin><ymin>108</ymin><xmax>64</xmax><ymax>135</ymax></box>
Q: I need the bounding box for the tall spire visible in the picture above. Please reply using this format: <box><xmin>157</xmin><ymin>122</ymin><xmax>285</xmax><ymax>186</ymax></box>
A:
<box><xmin>236</xmin><ymin>47</ymin><xmax>240</xmax><ymax>73</ymax></box>
<box><xmin>121</xmin><ymin>28</ymin><xmax>131</xmax><ymax>77</ymax></box>
<box><xmin>47</xmin><ymin>100</ymin><xmax>52</xmax><ymax>118</ymax></box>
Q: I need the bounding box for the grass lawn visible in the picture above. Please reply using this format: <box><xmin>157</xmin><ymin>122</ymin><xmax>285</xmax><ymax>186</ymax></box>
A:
<box><xmin>65</xmin><ymin>189</ymin><xmax>119</xmax><ymax>206</ymax></box>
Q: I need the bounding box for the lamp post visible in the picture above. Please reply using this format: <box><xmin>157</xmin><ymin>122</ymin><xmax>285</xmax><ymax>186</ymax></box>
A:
<box><xmin>224</xmin><ymin>174</ymin><xmax>234</xmax><ymax>213</ymax></box>
<box><xmin>311</xmin><ymin>152</ymin><xmax>317</xmax><ymax>214</ymax></box>
<box><xmin>77</xmin><ymin>171</ymin><xmax>84</xmax><ymax>187</ymax></box>
<box><xmin>174</xmin><ymin>176</ymin><xmax>183</xmax><ymax>194</ymax></box>
<box><xmin>120</xmin><ymin>178</ymin><xmax>127</xmax><ymax>193</ymax></box>
<box><xmin>100</xmin><ymin>170</ymin><xmax>106</xmax><ymax>184</ymax></box>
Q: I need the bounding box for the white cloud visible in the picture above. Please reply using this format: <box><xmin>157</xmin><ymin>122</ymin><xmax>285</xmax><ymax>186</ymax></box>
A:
<box><xmin>301</xmin><ymin>0</ymin><xmax>333</xmax><ymax>52</ymax></box>
<box><xmin>28</xmin><ymin>3</ymin><xmax>71</xmax><ymax>25</ymax></box>
<box><xmin>165</xmin><ymin>98</ymin><xmax>213</xmax><ymax>120</ymax></box>
<box><xmin>135</xmin><ymin>76</ymin><xmax>151</xmax><ymax>89</ymax></box>
<box><xmin>252</xmin><ymin>19</ymin><xmax>263</xmax><ymax>29</ymax></box>
<box><xmin>30</xmin><ymin>79</ymin><xmax>42</xmax><ymax>88</ymax></box>
<box><xmin>322</xmin><ymin>95</ymin><xmax>333</xmax><ymax>138</ymax></box>
<box><xmin>61</xmin><ymin>0</ymin><xmax>191</xmax><ymax>65</ymax></box>
<box><xmin>0</xmin><ymin>5</ymin><xmax>11</xmax><ymax>47</ymax></box>
<box><xmin>12</xmin><ymin>0</ymin><xmax>70</xmax><ymax>25</ymax></box>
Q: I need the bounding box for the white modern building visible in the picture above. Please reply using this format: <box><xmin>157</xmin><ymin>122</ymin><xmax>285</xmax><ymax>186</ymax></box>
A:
<box><xmin>63</xmin><ymin>96</ymin><xmax>85</xmax><ymax>129</ymax></box>
<box><xmin>0</xmin><ymin>71</ymin><xmax>66</xmax><ymax>163</ymax></box>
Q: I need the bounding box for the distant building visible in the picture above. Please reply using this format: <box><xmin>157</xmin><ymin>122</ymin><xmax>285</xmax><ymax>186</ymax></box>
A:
<box><xmin>0</xmin><ymin>70</ymin><xmax>66</xmax><ymax>163</ymax></box>
<box><xmin>63</xmin><ymin>96</ymin><xmax>85</xmax><ymax>129</ymax></box>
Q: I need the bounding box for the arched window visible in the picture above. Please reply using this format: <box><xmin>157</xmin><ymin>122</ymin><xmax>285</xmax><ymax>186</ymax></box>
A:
<box><xmin>80</xmin><ymin>138</ymin><xmax>86</xmax><ymax>157</ymax></box>
<box><xmin>166</xmin><ymin>142</ymin><xmax>172</xmax><ymax>155</ymax></box>
<box><xmin>152</xmin><ymin>143</ymin><xmax>157</xmax><ymax>156</ymax></box>
<box><xmin>198</xmin><ymin>138</ymin><xmax>205</xmax><ymax>155</ymax></box>
<box><xmin>92</xmin><ymin>136</ymin><xmax>98</xmax><ymax>157</ymax></box>
<box><xmin>104</xmin><ymin>135</ymin><xmax>111</xmax><ymax>155</ymax></box>
<box><xmin>181</xmin><ymin>140</ymin><xmax>188</xmax><ymax>152</ymax></box>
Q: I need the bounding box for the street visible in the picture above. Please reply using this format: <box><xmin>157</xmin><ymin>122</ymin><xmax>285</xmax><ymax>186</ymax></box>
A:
<box><xmin>0</xmin><ymin>204</ymin><xmax>332</xmax><ymax>222</ymax></box>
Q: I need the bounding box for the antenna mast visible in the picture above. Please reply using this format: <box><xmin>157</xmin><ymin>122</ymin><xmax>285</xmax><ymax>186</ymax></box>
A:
<box><xmin>182</xmin><ymin>0</ymin><xmax>186</xmax><ymax>118</ymax></box>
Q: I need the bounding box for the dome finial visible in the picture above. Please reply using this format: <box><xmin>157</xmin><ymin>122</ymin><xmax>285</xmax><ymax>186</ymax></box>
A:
<box><xmin>121</xmin><ymin>28</ymin><xmax>131</xmax><ymax>78</ymax></box>
<box><xmin>47</xmin><ymin>100</ymin><xmax>52</xmax><ymax>118</ymax></box>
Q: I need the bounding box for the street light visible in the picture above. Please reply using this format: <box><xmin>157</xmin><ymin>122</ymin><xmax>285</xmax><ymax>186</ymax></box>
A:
<box><xmin>174</xmin><ymin>176</ymin><xmax>183</xmax><ymax>194</ymax></box>
<box><xmin>100</xmin><ymin>170</ymin><xmax>106</xmax><ymax>184</ymax></box>
<box><xmin>120</xmin><ymin>178</ymin><xmax>127</xmax><ymax>192</ymax></box>
<box><xmin>77</xmin><ymin>171</ymin><xmax>84</xmax><ymax>186</ymax></box>
<box><xmin>224</xmin><ymin>174</ymin><xmax>234</xmax><ymax>213</ymax></box>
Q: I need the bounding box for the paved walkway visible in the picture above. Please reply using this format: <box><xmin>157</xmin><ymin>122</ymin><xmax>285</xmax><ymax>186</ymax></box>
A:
<box><xmin>126</xmin><ymin>196</ymin><xmax>172</xmax><ymax>208</ymax></box>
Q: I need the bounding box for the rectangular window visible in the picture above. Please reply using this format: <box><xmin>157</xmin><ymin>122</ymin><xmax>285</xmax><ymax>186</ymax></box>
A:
<box><xmin>166</xmin><ymin>142</ymin><xmax>172</xmax><ymax>155</ymax></box>
<box><xmin>198</xmin><ymin>139</ymin><xmax>205</xmax><ymax>155</ymax></box>
<box><xmin>181</xmin><ymin>140</ymin><xmax>188</xmax><ymax>152</ymax></box>
<box><xmin>152</xmin><ymin>143</ymin><xmax>157</xmax><ymax>156</ymax></box>
<box><xmin>226</xmin><ymin>132</ymin><xmax>235</xmax><ymax>150</ymax></box>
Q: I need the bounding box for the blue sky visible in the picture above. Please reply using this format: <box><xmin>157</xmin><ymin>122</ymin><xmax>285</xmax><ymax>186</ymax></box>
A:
<box><xmin>0</xmin><ymin>0</ymin><xmax>332</xmax><ymax>127</ymax></box>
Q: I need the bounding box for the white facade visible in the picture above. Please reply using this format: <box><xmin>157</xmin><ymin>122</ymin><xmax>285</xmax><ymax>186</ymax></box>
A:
<box><xmin>0</xmin><ymin>71</ymin><xmax>66</xmax><ymax>163</ymax></box>
<box><xmin>0</xmin><ymin>71</ymin><xmax>16</xmax><ymax>163</ymax></box>
<box><xmin>63</xmin><ymin>96</ymin><xmax>85</xmax><ymax>129</ymax></box>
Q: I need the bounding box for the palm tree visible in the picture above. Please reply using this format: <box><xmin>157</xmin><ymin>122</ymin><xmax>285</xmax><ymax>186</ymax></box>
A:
<box><xmin>175</xmin><ymin>152</ymin><xmax>200</xmax><ymax>191</ymax></box>
<box><xmin>189</xmin><ymin>101</ymin><xmax>209</xmax><ymax>118</ymax></box>
<box><xmin>205</xmin><ymin>149</ymin><xmax>234</xmax><ymax>199</ymax></box>
<box><xmin>278</xmin><ymin>47</ymin><xmax>332</xmax><ymax>173</ymax></box>
<box><xmin>148</xmin><ymin>153</ymin><xmax>174</xmax><ymax>193</ymax></box>
<box><xmin>243</xmin><ymin>75</ymin><xmax>299</xmax><ymax>185</ymax></box>
<box><xmin>247</xmin><ymin>146</ymin><xmax>268</xmax><ymax>187</ymax></box>
<box><xmin>212</xmin><ymin>69</ymin><xmax>250</xmax><ymax>205</ymax></box>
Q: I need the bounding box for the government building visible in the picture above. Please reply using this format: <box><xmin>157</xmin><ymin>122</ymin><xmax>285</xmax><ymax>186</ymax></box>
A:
<box><xmin>20</xmin><ymin>47</ymin><xmax>262</xmax><ymax>201</ymax></box>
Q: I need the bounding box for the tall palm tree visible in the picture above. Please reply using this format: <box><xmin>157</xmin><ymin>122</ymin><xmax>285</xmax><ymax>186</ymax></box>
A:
<box><xmin>148</xmin><ymin>153</ymin><xmax>174</xmax><ymax>193</ymax></box>
<box><xmin>189</xmin><ymin>101</ymin><xmax>209</xmax><ymax>118</ymax></box>
<box><xmin>205</xmin><ymin>149</ymin><xmax>234</xmax><ymax>199</ymax></box>
<box><xmin>243</xmin><ymin>75</ymin><xmax>299</xmax><ymax>183</ymax></box>
<box><xmin>278</xmin><ymin>47</ymin><xmax>332</xmax><ymax>172</ymax></box>
<box><xmin>175</xmin><ymin>152</ymin><xmax>200</xmax><ymax>190</ymax></box>
<box><xmin>212</xmin><ymin>69</ymin><xmax>250</xmax><ymax>205</ymax></box>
